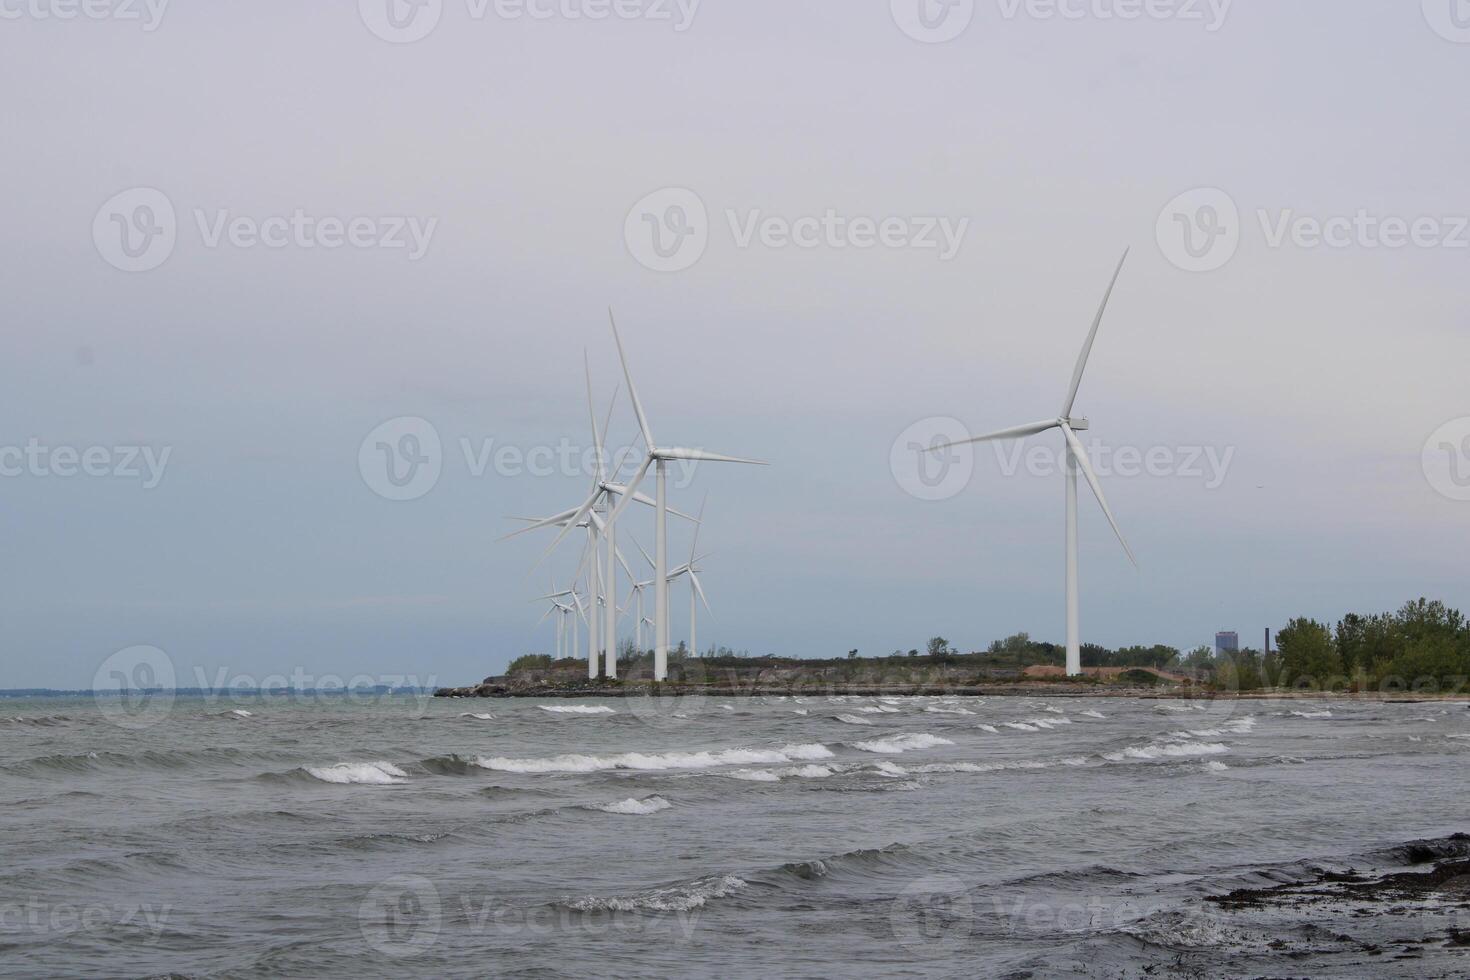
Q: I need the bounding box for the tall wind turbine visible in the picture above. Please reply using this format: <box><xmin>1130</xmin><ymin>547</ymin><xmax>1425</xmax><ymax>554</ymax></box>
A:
<box><xmin>929</xmin><ymin>250</ymin><xmax>1137</xmax><ymax>677</ymax></box>
<box><xmin>679</xmin><ymin>496</ymin><xmax>712</xmax><ymax>657</ymax></box>
<box><xmin>602</xmin><ymin>309</ymin><xmax>767</xmax><ymax>681</ymax></box>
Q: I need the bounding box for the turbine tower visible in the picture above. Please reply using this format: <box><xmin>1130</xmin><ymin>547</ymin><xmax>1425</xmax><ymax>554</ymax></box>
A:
<box><xmin>930</xmin><ymin>250</ymin><xmax>1137</xmax><ymax>677</ymax></box>
<box><xmin>603</xmin><ymin>309</ymin><xmax>767</xmax><ymax>681</ymax></box>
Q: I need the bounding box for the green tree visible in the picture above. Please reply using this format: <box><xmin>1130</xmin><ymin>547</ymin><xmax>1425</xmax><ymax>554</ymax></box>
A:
<box><xmin>926</xmin><ymin>637</ymin><xmax>951</xmax><ymax>657</ymax></box>
<box><xmin>1277</xmin><ymin>618</ymin><xmax>1342</xmax><ymax>687</ymax></box>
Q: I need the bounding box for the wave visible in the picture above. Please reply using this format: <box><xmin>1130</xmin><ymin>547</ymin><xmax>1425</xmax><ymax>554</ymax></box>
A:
<box><xmin>977</xmin><ymin>724</ymin><xmax>1000</xmax><ymax>733</ymax></box>
<box><xmin>459</xmin><ymin>712</ymin><xmax>495</xmax><ymax>721</ymax></box>
<box><xmin>538</xmin><ymin>705</ymin><xmax>616</xmax><ymax>715</ymax></box>
<box><xmin>851</xmin><ymin>733</ymin><xmax>954</xmax><ymax>755</ymax></box>
<box><xmin>728</xmin><ymin>764</ymin><xmax>836</xmax><ymax>783</ymax></box>
<box><xmin>1080</xmin><ymin>709</ymin><xmax>1106</xmax><ymax>719</ymax></box>
<box><xmin>5</xmin><ymin>714</ymin><xmax>72</xmax><ymax>727</ymax></box>
<box><xmin>834</xmin><ymin>713</ymin><xmax>874</xmax><ymax>726</ymax></box>
<box><xmin>924</xmin><ymin>705</ymin><xmax>974</xmax><ymax>716</ymax></box>
<box><xmin>791</xmin><ymin>708</ymin><xmax>809</xmax><ymax>716</ymax></box>
<box><xmin>302</xmin><ymin>761</ymin><xmax>408</xmax><ymax>785</ymax></box>
<box><xmin>1202</xmin><ymin>760</ymin><xmax>1229</xmax><ymax>772</ymax></box>
<box><xmin>591</xmin><ymin>796</ymin><xmax>673</xmax><ymax>815</ymax></box>
<box><xmin>562</xmin><ymin>873</ymin><xmax>747</xmax><ymax>913</ymax></box>
<box><xmin>1290</xmin><ymin>709</ymin><xmax>1333</xmax><ymax>719</ymax></box>
<box><xmin>1103</xmin><ymin>742</ymin><xmax>1229</xmax><ymax>762</ymax></box>
<box><xmin>477</xmin><ymin>742</ymin><xmax>835</xmax><ymax>774</ymax></box>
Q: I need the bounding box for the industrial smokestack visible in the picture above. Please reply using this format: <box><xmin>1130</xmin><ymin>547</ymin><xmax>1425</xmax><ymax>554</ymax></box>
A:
<box><xmin>1264</xmin><ymin>627</ymin><xmax>1271</xmax><ymax>654</ymax></box>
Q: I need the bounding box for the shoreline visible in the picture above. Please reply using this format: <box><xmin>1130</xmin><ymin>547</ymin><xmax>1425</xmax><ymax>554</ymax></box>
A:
<box><xmin>433</xmin><ymin>681</ymin><xmax>1470</xmax><ymax>704</ymax></box>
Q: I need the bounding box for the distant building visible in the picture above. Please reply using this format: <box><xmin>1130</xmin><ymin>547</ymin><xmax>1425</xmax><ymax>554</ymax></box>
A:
<box><xmin>1215</xmin><ymin>631</ymin><xmax>1239</xmax><ymax>656</ymax></box>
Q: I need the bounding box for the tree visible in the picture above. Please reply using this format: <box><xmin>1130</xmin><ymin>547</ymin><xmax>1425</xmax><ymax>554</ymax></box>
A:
<box><xmin>1277</xmin><ymin>618</ymin><xmax>1342</xmax><ymax>687</ymax></box>
<box><xmin>847</xmin><ymin>649</ymin><xmax>859</xmax><ymax>660</ymax></box>
<box><xmin>507</xmin><ymin>654</ymin><xmax>553</xmax><ymax>674</ymax></box>
<box><xmin>1179</xmin><ymin>646</ymin><xmax>1214</xmax><ymax>673</ymax></box>
<box><xmin>927</xmin><ymin>637</ymin><xmax>951</xmax><ymax>658</ymax></box>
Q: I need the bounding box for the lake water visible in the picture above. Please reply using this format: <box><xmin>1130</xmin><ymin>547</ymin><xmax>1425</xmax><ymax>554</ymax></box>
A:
<box><xmin>3</xmin><ymin>692</ymin><xmax>1469</xmax><ymax>977</ymax></box>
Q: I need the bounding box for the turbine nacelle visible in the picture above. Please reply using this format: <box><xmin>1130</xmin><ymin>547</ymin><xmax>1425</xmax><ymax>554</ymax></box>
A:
<box><xmin>1066</xmin><ymin>416</ymin><xmax>1089</xmax><ymax>431</ymax></box>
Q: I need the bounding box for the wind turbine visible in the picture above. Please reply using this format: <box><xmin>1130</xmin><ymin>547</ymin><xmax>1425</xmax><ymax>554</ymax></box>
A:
<box><xmin>675</xmin><ymin>496</ymin><xmax>712</xmax><ymax>657</ymax></box>
<box><xmin>929</xmin><ymin>250</ymin><xmax>1137</xmax><ymax>677</ymax></box>
<box><xmin>601</xmin><ymin>310</ymin><xmax>768</xmax><ymax>681</ymax></box>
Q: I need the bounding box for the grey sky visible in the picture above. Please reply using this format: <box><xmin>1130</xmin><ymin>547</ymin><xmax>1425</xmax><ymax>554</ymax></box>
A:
<box><xmin>2</xmin><ymin>1</ymin><xmax>1467</xmax><ymax>688</ymax></box>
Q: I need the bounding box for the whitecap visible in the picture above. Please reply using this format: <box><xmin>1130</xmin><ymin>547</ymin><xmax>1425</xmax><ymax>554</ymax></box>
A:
<box><xmin>924</xmin><ymin>705</ymin><xmax>974</xmax><ymax>716</ymax></box>
<box><xmin>1103</xmin><ymin>743</ymin><xmax>1229</xmax><ymax>762</ymax></box>
<box><xmin>304</xmin><ymin>761</ymin><xmax>408</xmax><ymax>785</ymax></box>
<box><xmin>834</xmin><ymin>713</ymin><xmax>874</xmax><ymax>726</ymax></box>
<box><xmin>727</xmin><ymin>769</ymin><xmax>780</xmax><ymax>782</ymax></box>
<box><xmin>478</xmin><ymin>743</ymin><xmax>834</xmax><ymax>774</ymax></box>
<box><xmin>1290</xmin><ymin>710</ymin><xmax>1332</xmax><ymax>719</ymax></box>
<box><xmin>538</xmin><ymin>705</ymin><xmax>616</xmax><ymax>715</ymax></box>
<box><xmin>593</xmin><ymin>796</ymin><xmax>673</xmax><ymax>815</ymax></box>
<box><xmin>459</xmin><ymin>712</ymin><xmax>495</xmax><ymax>721</ymax></box>
<box><xmin>564</xmin><ymin>874</ymin><xmax>747</xmax><ymax>913</ymax></box>
<box><xmin>852</xmin><ymin>733</ymin><xmax>955</xmax><ymax>755</ymax></box>
<box><xmin>1202</xmin><ymin>760</ymin><xmax>1229</xmax><ymax>772</ymax></box>
<box><xmin>1080</xmin><ymin>709</ymin><xmax>1106</xmax><ymax>719</ymax></box>
<box><xmin>230</xmin><ymin>709</ymin><xmax>253</xmax><ymax>718</ymax></box>
<box><xmin>977</xmin><ymin>724</ymin><xmax>1000</xmax><ymax>733</ymax></box>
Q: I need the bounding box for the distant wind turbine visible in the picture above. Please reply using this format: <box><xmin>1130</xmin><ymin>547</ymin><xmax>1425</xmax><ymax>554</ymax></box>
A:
<box><xmin>602</xmin><ymin>309</ymin><xmax>767</xmax><ymax>681</ymax></box>
<box><xmin>928</xmin><ymin>250</ymin><xmax>1137</xmax><ymax>677</ymax></box>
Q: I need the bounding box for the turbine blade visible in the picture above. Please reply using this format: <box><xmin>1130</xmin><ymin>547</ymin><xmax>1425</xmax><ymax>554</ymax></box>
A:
<box><xmin>1061</xmin><ymin>249</ymin><xmax>1129</xmax><ymax>418</ymax></box>
<box><xmin>536</xmin><ymin>603</ymin><xmax>556</xmax><ymax>626</ymax></box>
<box><xmin>498</xmin><ymin>507</ymin><xmax>579</xmax><ymax>541</ymax></box>
<box><xmin>690</xmin><ymin>493</ymin><xmax>707</xmax><ymax>562</ymax></box>
<box><xmin>584</xmin><ymin>350</ymin><xmax>604</xmax><ymax>484</ymax></box>
<box><xmin>609</xmin><ymin>308</ymin><xmax>655</xmax><ymax>449</ymax></box>
<box><xmin>634</xmin><ymin>538</ymin><xmax>655</xmax><ymax>570</ymax></box>
<box><xmin>599</xmin><ymin>383</ymin><xmax>621</xmax><ymax>480</ymax></box>
<box><xmin>602</xmin><ymin>455</ymin><xmax>653</xmax><ymax>532</ymax></box>
<box><xmin>659</xmin><ymin>447</ymin><xmax>768</xmax><ymax>465</ymax></box>
<box><xmin>533</xmin><ymin>488</ymin><xmax>601</xmax><ymax>571</ymax></box>
<box><xmin>928</xmin><ymin>419</ymin><xmax>1060</xmax><ymax>453</ymax></box>
<box><xmin>616</xmin><ymin>545</ymin><xmax>637</xmax><ymax>581</ymax></box>
<box><xmin>1061</xmin><ymin>422</ymin><xmax>1137</xmax><ymax>567</ymax></box>
<box><xmin>690</xmin><ymin>570</ymin><xmax>713</xmax><ymax>617</ymax></box>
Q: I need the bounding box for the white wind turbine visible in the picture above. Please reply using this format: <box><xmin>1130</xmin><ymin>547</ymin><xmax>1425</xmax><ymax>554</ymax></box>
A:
<box><xmin>506</xmin><ymin>357</ymin><xmax>693</xmax><ymax>679</ymax></box>
<box><xmin>670</xmin><ymin>496</ymin><xmax>712</xmax><ymax>657</ymax></box>
<box><xmin>929</xmin><ymin>250</ymin><xmax>1137</xmax><ymax>677</ymax></box>
<box><xmin>602</xmin><ymin>309</ymin><xmax>767</xmax><ymax>681</ymax></box>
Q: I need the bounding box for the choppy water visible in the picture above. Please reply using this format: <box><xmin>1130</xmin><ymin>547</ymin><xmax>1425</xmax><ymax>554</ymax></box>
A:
<box><xmin>3</xmin><ymin>692</ymin><xmax>1470</xmax><ymax>977</ymax></box>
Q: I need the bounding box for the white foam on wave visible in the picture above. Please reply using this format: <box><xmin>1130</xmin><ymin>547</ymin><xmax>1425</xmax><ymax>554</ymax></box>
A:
<box><xmin>1004</xmin><ymin>722</ymin><xmax>1039</xmax><ymax>732</ymax></box>
<box><xmin>565</xmin><ymin>874</ymin><xmax>747</xmax><ymax>913</ymax></box>
<box><xmin>459</xmin><ymin>712</ymin><xmax>495</xmax><ymax>721</ymax></box>
<box><xmin>1202</xmin><ymin>760</ymin><xmax>1229</xmax><ymax>772</ymax></box>
<box><xmin>304</xmin><ymin>761</ymin><xmax>408</xmax><ymax>785</ymax></box>
<box><xmin>791</xmin><ymin>709</ymin><xmax>809</xmax><ymax>716</ymax></box>
<box><xmin>924</xmin><ymin>705</ymin><xmax>974</xmax><ymax>716</ymax></box>
<box><xmin>538</xmin><ymin>705</ymin><xmax>616</xmax><ymax>715</ymax></box>
<box><xmin>834</xmin><ymin>713</ymin><xmax>874</xmax><ymax>726</ymax></box>
<box><xmin>230</xmin><ymin>709</ymin><xmax>253</xmax><ymax>718</ymax></box>
<box><xmin>852</xmin><ymin>733</ymin><xmax>955</xmax><ymax>755</ymax></box>
<box><xmin>1104</xmin><ymin>742</ymin><xmax>1229</xmax><ymax>762</ymax></box>
<box><xmin>977</xmin><ymin>724</ymin><xmax>1000</xmax><ymax>733</ymax></box>
<box><xmin>593</xmin><ymin>796</ymin><xmax>673</xmax><ymax>815</ymax></box>
<box><xmin>727</xmin><ymin>769</ymin><xmax>780</xmax><ymax>782</ymax></box>
<box><xmin>872</xmin><ymin>760</ymin><xmax>909</xmax><ymax>777</ymax></box>
<box><xmin>1080</xmin><ymin>709</ymin><xmax>1106</xmax><ymax>719</ymax></box>
<box><xmin>478</xmin><ymin>742</ymin><xmax>834</xmax><ymax>774</ymax></box>
<box><xmin>1290</xmin><ymin>710</ymin><xmax>1332</xmax><ymax>719</ymax></box>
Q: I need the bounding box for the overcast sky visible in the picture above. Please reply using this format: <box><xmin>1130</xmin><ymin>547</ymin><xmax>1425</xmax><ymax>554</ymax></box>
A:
<box><xmin>2</xmin><ymin>1</ymin><xmax>1468</xmax><ymax>689</ymax></box>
